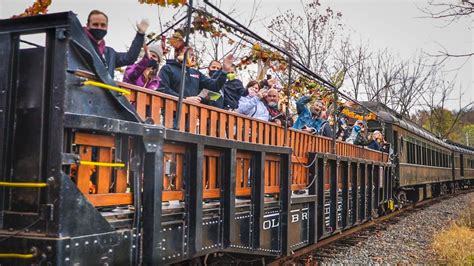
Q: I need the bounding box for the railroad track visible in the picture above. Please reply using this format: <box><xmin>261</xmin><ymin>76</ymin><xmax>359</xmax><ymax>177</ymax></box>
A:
<box><xmin>269</xmin><ymin>188</ymin><xmax>474</xmax><ymax>265</ymax></box>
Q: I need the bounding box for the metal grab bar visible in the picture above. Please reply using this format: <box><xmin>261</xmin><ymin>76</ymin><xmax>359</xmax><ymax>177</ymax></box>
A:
<box><xmin>82</xmin><ymin>80</ymin><xmax>131</xmax><ymax>95</ymax></box>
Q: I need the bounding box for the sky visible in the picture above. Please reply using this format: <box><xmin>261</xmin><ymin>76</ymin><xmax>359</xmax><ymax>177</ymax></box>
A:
<box><xmin>1</xmin><ymin>0</ymin><xmax>472</xmax><ymax>110</ymax></box>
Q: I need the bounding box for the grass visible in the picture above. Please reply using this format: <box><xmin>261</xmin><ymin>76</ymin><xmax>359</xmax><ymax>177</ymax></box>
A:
<box><xmin>432</xmin><ymin>200</ymin><xmax>474</xmax><ymax>265</ymax></box>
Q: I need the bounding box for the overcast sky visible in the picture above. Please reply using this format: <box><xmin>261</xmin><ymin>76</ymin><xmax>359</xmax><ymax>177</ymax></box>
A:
<box><xmin>1</xmin><ymin>0</ymin><xmax>472</xmax><ymax>110</ymax></box>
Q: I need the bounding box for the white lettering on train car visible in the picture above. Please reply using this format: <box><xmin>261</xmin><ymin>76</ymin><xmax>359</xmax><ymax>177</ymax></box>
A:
<box><xmin>262</xmin><ymin>210</ymin><xmax>309</xmax><ymax>230</ymax></box>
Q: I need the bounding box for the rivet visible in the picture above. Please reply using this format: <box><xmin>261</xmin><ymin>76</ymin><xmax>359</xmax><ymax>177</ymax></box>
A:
<box><xmin>75</xmin><ymin>243</ymin><xmax>79</xmax><ymax>247</ymax></box>
<box><xmin>65</xmin><ymin>245</ymin><xmax>70</xmax><ymax>249</ymax></box>
<box><xmin>65</xmin><ymin>257</ymin><xmax>70</xmax><ymax>262</ymax></box>
<box><xmin>109</xmin><ymin>249</ymin><xmax>113</xmax><ymax>253</ymax></box>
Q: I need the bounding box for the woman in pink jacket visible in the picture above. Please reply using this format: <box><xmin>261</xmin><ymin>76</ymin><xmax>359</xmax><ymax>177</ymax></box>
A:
<box><xmin>123</xmin><ymin>43</ymin><xmax>163</xmax><ymax>90</ymax></box>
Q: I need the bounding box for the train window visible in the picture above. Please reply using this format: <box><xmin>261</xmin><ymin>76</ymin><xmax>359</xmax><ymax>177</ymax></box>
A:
<box><xmin>423</xmin><ymin>146</ymin><xmax>427</xmax><ymax>165</ymax></box>
<box><xmin>422</xmin><ymin>146</ymin><xmax>426</xmax><ymax>165</ymax></box>
<box><xmin>412</xmin><ymin>144</ymin><xmax>416</xmax><ymax>164</ymax></box>
<box><xmin>407</xmin><ymin>142</ymin><xmax>412</xmax><ymax>163</ymax></box>
<box><xmin>408</xmin><ymin>142</ymin><xmax>412</xmax><ymax>163</ymax></box>
<box><xmin>430</xmin><ymin>149</ymin><xmax>434</xmax><ymax>166</ymax></box>
<box><xmin>417</xmin><ymin>145</ymin><xmax>422</xmax><ymax>165</ymax></box>
<box><xmin>428</xmin><ymin>148</ymin><xmax>431</xmax><ymax>166</ymax></box>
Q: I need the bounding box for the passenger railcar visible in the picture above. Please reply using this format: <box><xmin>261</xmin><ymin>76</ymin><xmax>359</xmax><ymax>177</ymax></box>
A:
<box><xmin>364</xmin><ymin>102</ymin><xmax>474</xmax><ymax>203</ymax></box>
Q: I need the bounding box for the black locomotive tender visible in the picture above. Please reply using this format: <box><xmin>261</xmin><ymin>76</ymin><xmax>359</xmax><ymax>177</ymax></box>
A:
<box><xmin>0</xmin><ymin>12</ymin><xmax>472</xmax><ymax>265</ymax></box>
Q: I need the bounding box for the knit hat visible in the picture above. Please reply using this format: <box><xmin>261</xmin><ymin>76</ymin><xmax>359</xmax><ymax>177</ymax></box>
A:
<box><xmin>148</xmin><ymin>44</ymin><xmax>163</xmax><ymax>62</ymax></box>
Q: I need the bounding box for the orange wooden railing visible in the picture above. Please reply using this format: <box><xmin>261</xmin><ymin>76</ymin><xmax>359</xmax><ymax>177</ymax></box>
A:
<box><xmin>73</xmin><ymin>70</ymin><xmax>389</xmax><ymax>205</ymax></box>
<box><xmin>72</xmin><ymin>132</ymin><xmax>131</xmax><ymax>207</ymax></box>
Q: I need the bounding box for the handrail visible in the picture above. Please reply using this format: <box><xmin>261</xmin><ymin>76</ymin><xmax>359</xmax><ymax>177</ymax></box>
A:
<box><xmin>0</xmin><ymin>182</ymin><xmax>47</xmax><ymax>188</ymax></box>
<box><xmin>0</xmin><ymin>253</ymin><xmax>35</xmax><ymax>259</ymax></box>
<box><xmin>73</xmin><ymin>69</ymin><xmax>289</xmax><ymax>128</ymax></box>
<box><xmin>71</xmin><ymin>69</ymin><xmax>388</xmax><ymax>199</ymax></box>
<box><xmin>72</xmin><ymin>69</ymin><xmax>389</xmax><ymax>161</ymax></box>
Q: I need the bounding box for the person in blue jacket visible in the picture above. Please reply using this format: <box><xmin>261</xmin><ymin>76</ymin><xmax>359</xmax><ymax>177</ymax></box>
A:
<box><xmin>292</xmin><ymin>96</ymin><xmax>333</xmax><ymax>137</ymax></box>
<box><xmin>158</xmin><ymin>47</ymin><xmax>233</xmax><ymax>104</ymax></box>
<box><xmin>84</xmin><ymin>10</ymin><xmax>148</xmax><ymax>78</ymax></box>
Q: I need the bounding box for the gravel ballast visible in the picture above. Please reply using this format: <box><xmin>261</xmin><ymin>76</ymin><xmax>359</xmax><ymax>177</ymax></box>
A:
<box><xmin>310</xmin><ymin>191</ymin><xmax>474</xmax><ymax>264</ymax></box>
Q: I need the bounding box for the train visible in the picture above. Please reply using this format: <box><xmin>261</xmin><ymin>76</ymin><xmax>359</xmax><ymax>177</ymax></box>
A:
<box><xmin>364</xmin><ymin>102</ymin><xmax>474</xmax><ymax>205</ymax></box>
<box><xmin>0</xmin><ymin>12</ymin><xmax>472</xmax><ymax>265</ymax></box>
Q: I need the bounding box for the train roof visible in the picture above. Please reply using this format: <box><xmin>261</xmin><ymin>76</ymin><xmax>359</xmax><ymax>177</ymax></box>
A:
<box><xmin>361</xmin><ymin>102</ymin><xmax>474</xmax><ymax>155</ymax></box>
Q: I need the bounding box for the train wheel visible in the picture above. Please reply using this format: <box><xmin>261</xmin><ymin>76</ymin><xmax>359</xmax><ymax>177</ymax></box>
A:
<box><xmin>441</xmin><ymin>183</ymin><xmax>449</xmax><ymax>195</ymax></box>
<box><xmin>396</xmin><ymin>191</ymin><xmax>407</xmax><ymax>209</ymax></box>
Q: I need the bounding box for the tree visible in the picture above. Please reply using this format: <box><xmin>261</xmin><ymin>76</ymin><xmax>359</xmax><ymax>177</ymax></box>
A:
<box><xmin>417</xmin><ymin>72</ymin><xmax>473</xmax><ymax>141</ymax></box>
<box><xmin>392</xmin><ymin>53</ymin><xmax>439</xmax><ymax>116</ymax></box>
<box><xmin>422</xmin><ymin>0</ymin><xmax>474</xmax><ymax>23</ymax></box>
<box><xmin>462</xmin><ymin>124</ymin><xmax>474</xmax><ymax>146</ymax></box>
<box><xmin>421</xmin><ymin>0</ymin><xmax>474</xmax><ymax>59</ymax></box>
<box><xmin>267</xmin><ymin>0</ymin><xmax>343</xmax><ymax>79</ymax></box>
<box><xmin>363</xmin><ymin>48</ymin><xmax>402</xmax><ymax>106</ymax></box>
<box><xmin>334</xmin><ymin>38</ymin><xmax>371</xmax><ymax>101</ymax></box>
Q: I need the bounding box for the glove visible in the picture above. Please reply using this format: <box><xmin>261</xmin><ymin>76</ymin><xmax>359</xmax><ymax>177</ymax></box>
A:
<box><xmin>137</xmin><ymin>19</ymin><xmax>149</xmax><ymax>34</ymax></box>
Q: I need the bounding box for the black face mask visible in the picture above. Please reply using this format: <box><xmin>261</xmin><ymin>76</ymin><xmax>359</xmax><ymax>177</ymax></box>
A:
<box><xmin>148</xmin><ymin>59</ymin><xmax>158</xmax><ymax>69</ymax></box>
<box><xmin>89</xmin><ymin>28</ymin><xmax>107</xmax><ymax>40</ymax></box>
<box><xmin>209</xmin><ymin>70</ymin><xmax>217</xmax><ymax>77</ymax></box>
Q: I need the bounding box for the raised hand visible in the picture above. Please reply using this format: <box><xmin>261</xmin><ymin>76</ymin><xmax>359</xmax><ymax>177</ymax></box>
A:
<box><xmin>222</xmin><ymin>54</ymin><xmax>234</xmax><ymax>72</ymax></box>
<box><xmin>137</xmin><ymin>19</ymin><xmax>150</xmax><ymax>34</ymax></box>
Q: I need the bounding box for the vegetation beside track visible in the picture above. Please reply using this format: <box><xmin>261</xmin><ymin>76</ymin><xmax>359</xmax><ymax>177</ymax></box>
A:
<box><xmin>433</xmin><ymin>200</ymin><xmax>474</xmax><ymax>264</ymax></box>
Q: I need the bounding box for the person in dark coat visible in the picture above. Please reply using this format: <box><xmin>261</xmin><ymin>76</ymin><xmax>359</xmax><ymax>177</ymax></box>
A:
<box><xmin>264</xmin><ymin>88</ymin><xmax>292</xmax><ymax>127</ymax></box>
<box><xmin>205</xmin><ymin>60</ymin><xmax>225</xmax><ymax>108</ymax></box>
<box><xmin>220</xmin><ymin>65</ymin><xmax>245</xmax><ymax>110</ymax></box>
<box><xmin>368</xmin><ymin>130</ymin><xmax>385</xmax><ymax>151</ymax></box>
<box><xmin>123</xmin><ymin>43</ymin><xmax>163</xmax><ymax>90</ymax></box>
<box><xmin>84</xmin><ymin>10</ymin><xmax>147</xmax><ymax>78</ymax></box>
<box><xmin>158</xmin><ymin>47</ymin><xmax>233</xmax><ymax>104</ymax></box>
<box><xmin>336</xmin><ymin>117</ymin><xmax>350</xmax><ymax>141</ymax></box>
